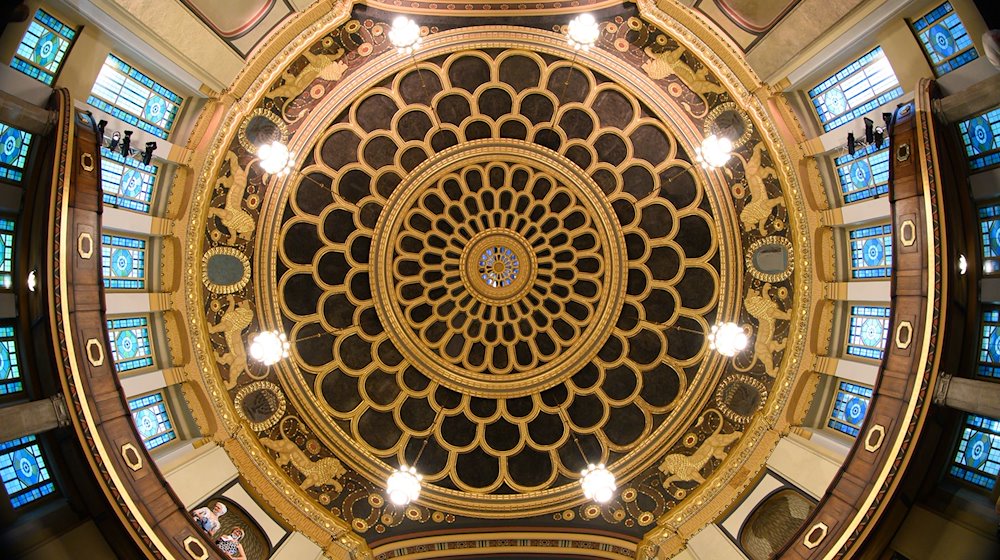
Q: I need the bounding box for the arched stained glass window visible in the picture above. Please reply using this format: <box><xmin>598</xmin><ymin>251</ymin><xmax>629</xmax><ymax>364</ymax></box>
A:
<box><xmin>910</xmin><ymin>2</ymin><xmax>978</xmax><ymax>77</ymax></box>
<box><xmin>100</xmin><ymin>147</ymin><xmax>157</xmax><ymax>213</ymax></box>
<box><xmin>0</xmin><ymin>124</ymin><xmax>32</xmax><ymax>183</ymax></box>
<box><xmin>978</xmin><ymin>202</ymin><xmax>1000</xmax><ymax>273</ymax></box>
<box><xmin>0</xmin><ymin>324</ymin><xmax>23</xmax><ymax>396</ymax></box>
<box><xmin>950</xmin><ymin>414</ymin><xmax>1000</xmax><ymax>490</ymax></box>
<box><xmin>827</xmin><ymin>381</ymin><xmax>873</xmax><ymax>437</ymax></box>
<box><xmin>101</xmin><ymin>233</ymin><xmax>146</xmax><ymax>290</ymax></box>
<box><xmin>960</xmin><ymin>108</ymin><xmax>1000</xmax><ymax>172</ymax></box>
<box><xmin>87</xmin><ymin>54</ymin><xmax>182</xmax><ymax>140</ymax></box>
<box><xmin>809</xmin><ymin>47</ymin><xmax>903</xmax><ymax>132</ymax></box>
<box><xmin>0</xmin><ymin>435</ymin><xmax>57</xmax><ymax>508</ymax></box>
<box><xmin>849</xmin><ymin>223</ymin><xmax>892</xmax><ymax>279</ymax></box>
<box><xmin>10</xmin><ymin>9</ymin><xmax>77</xmax><ymax>85</ymax></box>
<box><xmin>846</xmin><ymin>305</ymin><xmax>891</xmax><ymax>361</ymax></box>
<box><xmin>835</xmin><ymin>144</ymin><xmax>889</xmax><ymax>204</ymax></box>
<box><xmin>0</xmin><ymin>218</ymin><xmax>14</xmax><ymax>289</ymax></box>
<box><xmin>107</xmin><ymin>316</ymin><xmax>154</xmax><ymax>373</ymax></box>
<box><xmin>128</xmin><ymin>392</ymin><xmax>176</xmax><ymax>450</ymax></box>
<box><xmin>977</xmin><ymin>308</ymin><xmax>1000</xmax><ymax>380</ymax></box>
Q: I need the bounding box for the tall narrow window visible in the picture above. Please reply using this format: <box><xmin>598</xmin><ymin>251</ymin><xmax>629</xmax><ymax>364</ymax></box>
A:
<box><xmin>0</xmin><ymin>324</ymin><xmax>23</xmax><ymax>396</ymax></box>
<box><xmin>0</xmin><ymin>218</ymin><xmax>14</xmax><ymax>290</ymax></box>
<box><xmin>849</xmin><ymin>223</ymin><xmax>892</xmax><ymax>279</ymax></box>
<box><xmin>107</xmin><ymin>316</ymin><xmax>154</xmax><ymax>373</ymax></box>
<box><xmin>88</xmin><ymin>54</ymin><xmax>183</xmax><ymax>140</ymax></box>
<box><xmin>836</xmin><ymin>143</ymin><xmax>890</xmax><ymax>204</ymax></box>
<box><xmin>128</xmin><ymin>392</ymin><xmax>176</xmax><ymax>450</ymax></box>
<box><xmin>846</xmin><ymin>305</ymin><xmax>891</xmax><ymax>360</ymax></box>
<box><xmin>911</xmin><ymin>2</ymin><xmax>978</xmax><ymax>77</ymax></box>
<box><xmin>101</xmin><ymin>233</ymin><xmax>146</xmax><ymax>290</ymax></box>
<box><xmin>978</xmin><ymin>202</ymin><xmax>1000</xmax><ymax>274</ymax></box>
<box><xmin>950</xmin><ymin>414</ymin><xmax>1000</xmax><ymax>490</ymax></box>
<box><xmin>10</xmin><ymin>9</ymin><xmax>77</xmax><ymax>85</ymax></box>
<box><xmin>809</xmin><ymin>47</ymin><xmax>903</xmax><ymax>132</ymax></box>
<box><xmin>978</xmin><ymin>307</ymin><xmax>1000</xmax><ymax>380</ymax></box>
<box><xmin>100</xmin><ymin>147</ymin><xmax>157</xmax><ymax>213</ymax></box>
<box><xmin>0</xmin><ymin>435</ymin><xmax>57</xmax><ymax>508</ymax></box>
<box><xmin>959</xmin><ymin>107</ymin><xmax>1000</xmax><ymax>172</ymax></box>
<box><xmin>827</xmin><ymin>380</ymin><xmax>873</xmax><ymax>437</ymax></box>
<box><xmin>0</xmin><ymin>124</ymin><xmax>32</xmax><ymax>183</ymax></box>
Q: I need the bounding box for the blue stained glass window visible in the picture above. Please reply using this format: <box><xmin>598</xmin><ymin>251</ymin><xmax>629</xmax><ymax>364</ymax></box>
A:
<box><xmin>128</xmin><ymin>392</ymin><xmax>176</xmax><ymax>450</ymax></box>
<box><xmin>0</xmin><ymin>435</ymin><xmax>56</xmax><ymax>508</ymax></box>
<box><xmin>0</xmin><ymin>325</ymin><xmax>23</xmax><ymax>396</ymax></box>
<box><xmin>849</xmin><ymin>223</ymin><xmax>893</xmax><ymax>279</ymax></box>
<box><xmin>0</xmin><ymin>124</ymin><xmax>33</xmax><ymax>183</ymax></box>
<box><xmin>836</xmin><ymin>143</ymin><xmax>890</xmax><ymax>204</ymax></box>
<box><xmin>100</xmin><ymin>147</ymin><xmax>157</xmax><ymax>213</ymax></box>
<box><xmin>978</xmin><ymin>308</ymin><xmax>1000</xmax><ymax>379</ymax></box>
<box><xmin>977</xmin><ymin>202</ymin><xmax>1000</xmax><ymax>274</ymax></box>
<box><xmin>87</xmin><ymin>54</ymin><xmax>183</xmax><ymax>140</ymax></box>
<box><xmin>847</xmin><ymin>305</ymin><xmax>891</xmax><ymax>360</ymax></box>
<box><xmin>10</xmin><ymin>9</ymin><xmax>77</xmax><ymax>85</ymax></box>
<box><xmin>911</xmin><ymin>2</ymin><xmax>978</xmax><ymax>77</ymax></box>
<box><xmin>809</xmin><ymin>47</ymin><xmax>903</xmax><ymax>132</ymax></box>
<box><xmin>107</xmin><ymin>316</ymin><xmax>153</xmax><ymax>373</ymax></box>
<box><xmin>827</xmin><ymin>380</ymin><xmax>873</xmax><ymax>437</ymax></box>
<box><xmin>959</xmin><ymin>108</ymin><xmax>1000</xmax><ymax>171</ymax></box>
<box><xmin>950</xmin><ymin>414</ymin><xmax>1000</xmax><ymax>490</ymax></box>
<box><xmin>0</xmin><ymin>218</ymin><xmax>14</xmax><ymax>289</ymax></box>
<box><xmin>101</xmin><ymin>234</ymin><xmax>146</xmax><ymax>290</ymax></box>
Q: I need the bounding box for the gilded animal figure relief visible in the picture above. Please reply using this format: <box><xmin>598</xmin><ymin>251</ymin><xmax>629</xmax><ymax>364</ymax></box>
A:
<box><xmin>265</xmin><ymin>49</ymin><xmax>347</xmax><ymax>118</ymax></box>
<box><xmin>642</xmin><ymin>45</ymin><xmax>726</xmax><ymax>97</ymax></box>
<box><xmin>659</xmin><ymin>411</ymin><xmax>742</xmax><ymax>493</ymax></box>
<box><xmin>738</xmin><ymin>143</ymin><xmax>783</xmax><ymax>236</ymax></box>
<box><xmin>208</xmin><ymin>294</ymin><xmax>253</xmax><ymax>390</ymax></box>
<box><xmin>260</xmin><ymin>437</ymin><xmax>346</xmax><ymax>493</ymax></box>
<box><xmin>208</xmin><ymin>152</ymin><xmax>255</xmax><ymax>244</ymax></box>
<box><xmin>736</xmin><ymin>283</ymin><xmax>791</xmax><ymax>378</ymax></box>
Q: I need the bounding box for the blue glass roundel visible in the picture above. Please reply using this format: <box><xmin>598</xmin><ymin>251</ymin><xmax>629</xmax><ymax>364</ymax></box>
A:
<box><xmin>32</xmin><ymin>31</ymin><xmax>60</xmax><ymax>67</ymax></box>
<box><xmin>121</xmin><ymin>169</ymin><xmax>145</xmax><ymax>198</ymax></box>
<box><xmin>116</xmin><ymin>330</ymin><xmax>139</xmax><ymax>358</ymax></box>
<box><xmin>860</xmin><ymin>318</ymin><xmax>884</xmax><ymax>347</ymax></box>
<box><xmin>135</xmin><ymin>409</ymin><xmax>159</xmax><ymax>438</ymax></box>
<box><xmin>845</xmin><ymin>397</ymin><xmax>867</xmax><ymax>425</ymax></box>
<box><xmin>863</xmin><ymin>238</ymin><xmax>885</xmax><ymax>267</ymax></box>
<box><xmin>825</xmin><ymin>87</ymin><xmax>848</xmax><ymax>116</ymax></box>
<box><xmin>850</xmin><ymin>160</ymin><xmax>872</xmax><ymax>189</ymax></box>
<box><xmin>0</xmin><ymin>343</ymin><xmax>10</xmax><ymax>380</ymax></box>
<box><xmin>13</xmin><ymin>449</ymin><xmax>39</xmax><ymax>485</ymax></box>
<box><xmin>989</xmin><ymin>328</ymin><xmax>1000</xmax><ymax>363</ymax></box>
<box><xmin>991</xmin><ymin>222</ymin><xmax>1000</xmax><ymax>256</ymax></box>
<box><xmin>965</xmin><ymin>431</ymin><xmax>992</xmax><ymax>469</ymax></box>
<box><xmin>143</xmin><ymin>95</ymin><xmax>167</xmax><ymax>122</ymax></box>
<box><xmin>111</xmin><ymin>248</ymin><xmax>133</xmax><ymax>277</ymax></box>
<box><xmin>929</xmin><ymin>24</ymin><xmax>956</xmax><ymax>57</ymax></box>
<box><xmin>0</xmin><ymin>128</ymin><xmax>23</xmax><ymax>164</ymax></box>
<box><xmin>969</xmin><ymin>116</ymin><xmax>994</xmax><ymax>154</ymax></box>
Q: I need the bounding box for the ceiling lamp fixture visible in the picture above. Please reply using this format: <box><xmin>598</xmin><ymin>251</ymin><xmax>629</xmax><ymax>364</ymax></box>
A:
<box><xmin>958</xmin><ymin>254</ymin><xmax>968</xmax><ymax>275</ymax></box>
<box><xmin>695</xmin><ymin>134</ymin><xmax>734</xmax><ymax>169</ymax></box>
<box><xmin>248</xmin><ymin>330</ymin><xmax>290</xmax><ymax>366</ymax></box>
<box><xmin>389</xmin><ymin>16</ymin><xmax>422</xmax><ymax>55</ymax></box>
<box><xmin>567</xmin><ymin>13</ymin><xmax>601</xmax><ymax>51</ymax></box>
<box><xmin>27</xmin><ymin>270</ymin><xmax>36</xmax><ymax>292</ymax></box>
<box><xmin>386</xmin><ymin>465</ymin><xmax>423</xmax><ymax>506</ymax></box>
<box><xmin>707</xmin><ymin>322</ymin><xmax>748</xmax><ymax>357</ymax></box>
<box><xmin>580</xmin><ymin>463</ymin><xmax>616</xmax><ymax>503</ymax></box>
<box><xmin>257</xmin><ymin>140</ymin><xmax>293</xmax><ymax>176</ymax></box>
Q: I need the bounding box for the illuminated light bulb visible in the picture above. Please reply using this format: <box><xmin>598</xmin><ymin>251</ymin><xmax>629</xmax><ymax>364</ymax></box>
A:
<box><xmin>580</xmin><ymin>463</ymin><xmax>616</xmax><ymax>503</ymax></box>
<box><xmin>708</xmin><ymin>322</ymin><xmax>748</xmax><ymax>357</ymax></box>
<box><xmin>958</xmin><ymin>254</ymin><xmax>967</xmax><ymax>275</ymax></box>
<box><xmin>985</xmin><ymin>260</ymin><xmax>996</xmax><ymax>275</ymax></box>
<box><xmin>257</xmin><ymin>141</ymin><xmax>292</xmax><ymax>176</ymax></box>
<box><xmin>567</xmin><ymin>13</ymin><xmax>601</xmax><ymax>51</ymax></box>
<box><xmin>386</xmin><ymin>465</ymin><xmax>422</xmax><ymax>506</ymax></box>
<box><xmin>248</xmin><ymin>330</ymin><xmax>290</xmax><ymax>366</ymax></box>
<box><xmin>695</xmin><ymin>134</ymin><xmax>734</xmax><ymax>169</ymax></box>
<box><xmin>389</xmin><ymin>16</ymin><xmax>422</xmax><ymax>55</ymax></box>
<box><xmin>27</xmin><ymin>270</ymin><xmax>36</xmax><ymax>292</ymax></box>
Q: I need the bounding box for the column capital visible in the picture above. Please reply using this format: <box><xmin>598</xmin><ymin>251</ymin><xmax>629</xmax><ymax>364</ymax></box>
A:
<box><xmin>933</xmin><ymin>372</ymin><xmax>952</xmax><ymax>405</ymax></box>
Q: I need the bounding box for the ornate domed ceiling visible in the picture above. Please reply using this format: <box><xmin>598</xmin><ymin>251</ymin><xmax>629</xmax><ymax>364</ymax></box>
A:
<box><xmin>187</xmin><ymin>2</ymin><xmax>811</xmax><ymax>557</ymax></box>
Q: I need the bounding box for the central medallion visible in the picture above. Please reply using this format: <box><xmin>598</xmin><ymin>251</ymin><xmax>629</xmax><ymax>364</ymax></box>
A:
<box><xmin>369</xmin><ymin>140</ymin><xmax>627</xmax><ymax>398</ymax></box>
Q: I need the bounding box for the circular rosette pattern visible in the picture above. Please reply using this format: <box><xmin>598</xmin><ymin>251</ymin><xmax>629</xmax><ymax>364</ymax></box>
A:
<box><xmin>269</xmin><ymin>49</ymin><xmax>727</xmax><ymax>505</ymax></box>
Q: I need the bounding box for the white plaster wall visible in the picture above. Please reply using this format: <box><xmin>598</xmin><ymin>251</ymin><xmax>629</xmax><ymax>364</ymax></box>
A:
<box><xmin>162</xmin><ymin>443</ymin><xmax>238</xmax><ymax>508</ymax></box>
<box><xmin>766</xmin><ymin>435</ymin><xmax>841</xmax><ymax>499</ymax></box>
<box><xmin>686</xmin><ymin>523</ymin><xmax>749</xmax><ymax>560</ymax></box>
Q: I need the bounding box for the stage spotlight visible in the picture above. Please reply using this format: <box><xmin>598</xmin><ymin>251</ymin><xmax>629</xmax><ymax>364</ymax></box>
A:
<box><xmin>864</xmin><ymin>117</ymin><xmax>874</xmax><ymax>144</ymax></box>
<box><xmin>109</xmin><ymin>131</ymin><xmax>120</xmax><ymax>151</ymax></box>
<box><xmin>883</xmin><ymin>112</ymin><xmax>893</xmax><ymax>130</ymax></box>
<box><xmin>120</xmin><ymin>130</ymin><xmax>132</xmax><ymax>157</ymax></box>
<box><xmin>847</xmin><ymin>133</ymin><xmax>856</xmax><ymax>156</ymax></box>
<box><xmin>142</xmin><ymin>142</ymin><xmax>157</xmax><ymax>165</ymax></box>
<box><xmin>97</xmin><ymin>119</ymin><xmax>107</xmax><ymax>144</ymax></box>
<box><xmin>874</xmin><ymin>129</ymin><xmax>884</xmax><ymax>148</ymax></box>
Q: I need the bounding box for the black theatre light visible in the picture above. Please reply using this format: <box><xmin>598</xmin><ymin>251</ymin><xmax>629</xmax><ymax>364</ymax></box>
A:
<box><xmin>109</xmin><ymin>131</ymin><xmax>120</xmax><ymax>151</ymax></box>
<box><xmin>120</xmin><ymin>130</ymin><xmax>132</xmax><ymax>158</ymax></box>
<box><xmin>847</xmin><ymin>132</ymin><xmax>856</xmax><ymax>157</ymax></box>
<box><xmin>97</xmin><ymin>119</ymin><xmax>108</xmax><ymax>144</ymax></box>
<box><xmin>864</xmin><ymin>117</ymin><xmax>875</xmax><ymax>144</ymax></box>
<box><xmin>142</xmin><ymin>142</ymin><xmax>157</xmax><ymax>165</ymax></box>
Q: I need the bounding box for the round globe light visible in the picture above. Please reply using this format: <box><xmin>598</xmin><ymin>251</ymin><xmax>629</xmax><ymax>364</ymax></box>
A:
<box><xmin>27</xmin><ymin>269</ymin><xmax>36</xmax><ymax>292</ymax></box>
<box><xmin>708</xmin><ymin>322</ymin><xmax>748</xmax><ymax>357</ymax></box>
<box><xmin>567</xmin><ymin>13</ymin><xmax>601</xmax><ymax>51</ymax></box>
<box><xmin>248</xmin><ymin>330</ymin><xmax>290</xmax><ymax>366</ymax></box>
<box><xmin>389</xmin><ymin>16</ymin><xmax>422</xmax><ymax>55</ymax></box>
<box><xmin>580</xmin><ymin>463</ymin><xmax>616</xmax><ymax>503</ymax></box>
<box><xmin>958</xmin><ymin>254</ymin><xmax>968</xmax><ymax>275</ymax></box>
<box><xmin>695</xmin><ymin>134</ymin><xmax>734</xmax><ymax>169</ymax></box>
<box><xmin>386</xmin><ymin>465</ymin><xmax>422</xmax><ymax>506</ymax></box>
<box><xmin>257</xmin><ymin>141</ymin><xmax>292</xmax><ymax>176</ymax></box>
